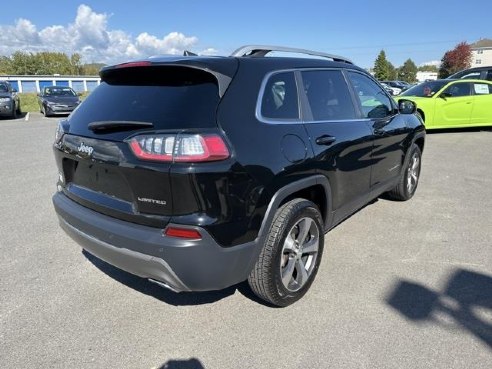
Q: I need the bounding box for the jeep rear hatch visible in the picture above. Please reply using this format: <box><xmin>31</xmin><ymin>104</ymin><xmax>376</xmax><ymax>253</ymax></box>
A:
<box><xmin>54</xmin><ymin>61</ymin><xmax>237</xmax><ymax>227</ymax></box>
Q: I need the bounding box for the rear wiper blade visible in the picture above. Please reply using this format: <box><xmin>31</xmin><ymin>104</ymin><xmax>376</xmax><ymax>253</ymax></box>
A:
<box><xmin>88</xmin><ymin>121</ymin><xmax>154</xmax><ymax>132</ymax></box>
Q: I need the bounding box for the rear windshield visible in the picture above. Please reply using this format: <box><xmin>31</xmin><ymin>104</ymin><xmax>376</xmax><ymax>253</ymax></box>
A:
<box><xmin>68</xmin><ymin>66</ymin><xmax>219</xmax><ymax>132</ymax></box>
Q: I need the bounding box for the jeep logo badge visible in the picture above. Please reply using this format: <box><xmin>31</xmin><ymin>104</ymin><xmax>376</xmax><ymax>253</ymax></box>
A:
<box><xmin>77</xmin><ymin>142</ymin><xmax>94</xmax><ymax>156</ymax></box>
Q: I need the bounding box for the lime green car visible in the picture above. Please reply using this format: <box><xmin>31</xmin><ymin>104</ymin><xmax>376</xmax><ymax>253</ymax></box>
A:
<box><xmin>397</xmin><ymin>79</ymin><xmax>492</xmax><ymax>129</ymax></box>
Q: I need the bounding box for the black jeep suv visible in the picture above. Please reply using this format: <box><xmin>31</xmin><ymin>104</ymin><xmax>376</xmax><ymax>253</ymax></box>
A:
<box><xmin>53</xmin><ymin>45</ymin><xmax>425</xmax><ymax>306</ymax></box>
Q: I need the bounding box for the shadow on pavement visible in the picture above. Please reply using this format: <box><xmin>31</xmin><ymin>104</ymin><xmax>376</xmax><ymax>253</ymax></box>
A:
<box><xmin>0</xmin><ymin>112</ymin><xmax>28</xmax><ymax>120</ymax></box>
<box><xmin>386</xmin><ymin>268</ymin><xmax>492</xmax><ymax>348</ymax></box>
<box><xmin>82</xmin><ymin>250</ymin><xmax>272</xmax><ymax>307</ymax></box>
<box><xmin>158</xmin><ymin>358</ymin><xmax>205</xmax><ymax>369</ymax></box>
<box><xmin>426</xmin><ymin>126</ymin><xmax>492</xmax><ymax>134</ymax></box>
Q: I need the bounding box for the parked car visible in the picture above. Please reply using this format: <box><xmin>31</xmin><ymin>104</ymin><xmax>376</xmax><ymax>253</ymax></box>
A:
<box><xmin>380</xmin><ymin>82</ymin><xmax>396</xmax><ymax>95</ymax></box>
<box><xmin>52</xmin><ymin>45</ymin><xmax>425</xmax><ymax>306</ymax></box>
<box><xmin>380</xmin><ymin>81</ymin><xmax>402</xmax><ymax>95</ymax></box>
<box><xmin>0</xmin><ymin>80</ymin><xmax>21</xmax><ymax>119</ymax></box>
<box><xmin>397</xmin><ymin>79</ymin><xmax>492</xmax><ymax>129</ymax></box>
<box><xmin>447</xmin><ymin>66</ymin><xmax>492</xmax><ymax>81</ymax></box>
<box><xmin>38</xmin><ymin>86</ymin><xmax>81</xmax><ymax>117</ymax></box>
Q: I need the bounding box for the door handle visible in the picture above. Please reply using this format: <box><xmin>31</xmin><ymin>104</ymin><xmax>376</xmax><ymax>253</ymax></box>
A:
<box><xmin>315</xmin><ymin>135</ymin><xmax>336</xmax><ymax>145</ymax></box>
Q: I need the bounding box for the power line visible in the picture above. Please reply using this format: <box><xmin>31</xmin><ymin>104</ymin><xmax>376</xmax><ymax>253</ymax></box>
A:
<box><xmin>332</xmin><ymin>40</ymin><xmax>461</xmax><ymax>51</ymax></box>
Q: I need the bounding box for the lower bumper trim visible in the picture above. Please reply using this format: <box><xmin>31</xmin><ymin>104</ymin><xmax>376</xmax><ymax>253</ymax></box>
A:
<box><xmin>59</xmin><ymin>216</ymin><xmax>191</xmax><ymax>292</ymax></box>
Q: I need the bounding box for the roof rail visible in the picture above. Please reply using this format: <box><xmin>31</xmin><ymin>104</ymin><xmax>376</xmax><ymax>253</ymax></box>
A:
<box><xmin>230</xmin><ymin>45</ymin><xmax>353</xmax><ymax>64</ymax></box>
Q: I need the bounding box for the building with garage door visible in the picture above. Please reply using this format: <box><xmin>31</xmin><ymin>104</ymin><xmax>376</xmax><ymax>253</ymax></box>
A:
<box><xmin>0</xmin><ymin>75</ymin><xmax>100</xmax><ymax>93</ymax></box>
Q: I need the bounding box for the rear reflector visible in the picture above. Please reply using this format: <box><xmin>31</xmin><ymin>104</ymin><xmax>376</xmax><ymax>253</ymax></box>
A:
<box><xmin>128</xmin><ymin>133</ymin><xmax>229</xmax><ymax>162</ymax></box>
<box><xmin>165</xmin><ymin>227</ymin><xmax>202</xmax><ymax>240</ymax></box>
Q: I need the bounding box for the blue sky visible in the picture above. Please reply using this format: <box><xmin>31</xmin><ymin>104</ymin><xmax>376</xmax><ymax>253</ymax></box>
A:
<box><xmin>0</xmin><ymin>0</ymin><xmax>490</xmax><ymax>68</ymax></box>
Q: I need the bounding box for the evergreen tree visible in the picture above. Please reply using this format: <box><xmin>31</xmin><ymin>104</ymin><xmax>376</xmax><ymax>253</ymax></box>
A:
<box><xmin>374</xmin><ymin>50</ymin><xmax>391</xmax><ymax>80</ymax></box>
<box><xmin>398</xmin><ymin>59</ymin><xmax>418</xmax><ymax>82</ymax></box>
<box><xmin>418</xmin><ymin>64</ymin><xmax>439</xmax><ymax>73</ymax></box>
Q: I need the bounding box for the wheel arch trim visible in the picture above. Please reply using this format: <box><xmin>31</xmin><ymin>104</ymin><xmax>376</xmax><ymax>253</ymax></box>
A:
<box><xmin>256</xmin><ymin>175</ymin><xmax>333</xmax><ymax>243</ymax></box>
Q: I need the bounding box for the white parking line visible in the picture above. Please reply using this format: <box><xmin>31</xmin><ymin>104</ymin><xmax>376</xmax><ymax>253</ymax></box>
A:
<box><xmin>25</xmin><ymin>112</ymin><xmax>30</xmax><ymax>121</ymax></box>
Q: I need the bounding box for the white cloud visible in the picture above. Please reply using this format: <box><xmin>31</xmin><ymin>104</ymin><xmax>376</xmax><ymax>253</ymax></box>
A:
<box><xmin>0</xmin><ymin>18</ymin><xmax>40</xmax><ymax>50</ymax></box>
<box><xmin>0</xmin><ymin>4</ymin><xmax>207</xmax><ymax>64</ymax></box>
<box><xmin>200</xmin><ymin>48</ymin><xmax>219</xmax><ymax>56</ymax></box>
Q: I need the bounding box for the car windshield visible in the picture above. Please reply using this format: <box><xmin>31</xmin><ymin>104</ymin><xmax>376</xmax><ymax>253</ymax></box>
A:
<box><xmin>400</xmin><ymin>81</ymin><xmax>449</xmax><ymax>97</ymax></box>
<box><xmin>0</xmin><ymin>84</ymin><xmax>8</xmax><ymax>92</ymax></box>
<box><xmin>45</xmin><ymin>87</ymin><xmax>76</xmax><ymax>96</ymax></box>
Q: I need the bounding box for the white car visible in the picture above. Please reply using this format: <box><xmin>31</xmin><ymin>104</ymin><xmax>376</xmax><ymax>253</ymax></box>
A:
<box><xmin>381</xmin><ymin>82</ymin><xmax>401</xmax><ymax>96</ymax></box>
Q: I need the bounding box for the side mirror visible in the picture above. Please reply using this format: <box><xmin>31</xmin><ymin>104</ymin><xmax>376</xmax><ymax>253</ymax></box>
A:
<box><xmin>398</xmin><ymin>99</ymin><xmax>416</xmax><ymax>115</ymax></box>
<box><xmin>12</xmin><ymin>88</ymin><xmax>17</xmax><ymax>93</ymax></box>
<box><xmin>439</xmin><ymin>92</ymin><xmax>452</xmax><ymax>99</ymax></box>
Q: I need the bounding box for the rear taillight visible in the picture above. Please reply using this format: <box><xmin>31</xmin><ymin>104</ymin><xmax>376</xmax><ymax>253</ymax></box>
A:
<box><xmin>128</xmin><ymin>134</ymin><xmax>229</xmax><ymax>162</ymax></box>
<box><xmin>54</xmin><ymin>120</ymin><xmax>68</xmax><ymax>144</ymax></box>
<box><xmin>165</xmin><ymin>227</ymin><xmax>202</xmax><ymax>240</ymax></box>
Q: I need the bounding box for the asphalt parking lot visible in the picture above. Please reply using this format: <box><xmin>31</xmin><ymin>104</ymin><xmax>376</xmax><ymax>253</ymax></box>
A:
<box><xmin>1</xmin><ymin>114</ymin><xmax>491</xmax><ymax>369</ymax></box>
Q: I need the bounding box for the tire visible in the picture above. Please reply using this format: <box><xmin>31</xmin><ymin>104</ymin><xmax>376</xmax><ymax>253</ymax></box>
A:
<box><xmin>42</xmin><ymin>105</ymin><xmax>49</xmax><ymax>117</ymax></box>
<box><xmin>248</xmin><ymin>198</ymin><xmax>324</xmax><ymax>307</ymax></box>
<box><xmin>387</xmin><ymin>143</ymin><xmax>422</xmax><ymax>201</ymax></box>
<box><xmin>16</xmin><ymin>101</ymin><xmax>21</xmax><ymax>115</ymax></box>
<box><xmin>11</xmin><ymin>103</ymin><xmax>17</xmax><ymax>119</ymax></box>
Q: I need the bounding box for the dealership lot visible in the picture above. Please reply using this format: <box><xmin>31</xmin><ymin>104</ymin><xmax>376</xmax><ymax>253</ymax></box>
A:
<box><xmin>1</xmin><ymin>115</ymin><xmax>491</xmax><ymax>368</ymax></box>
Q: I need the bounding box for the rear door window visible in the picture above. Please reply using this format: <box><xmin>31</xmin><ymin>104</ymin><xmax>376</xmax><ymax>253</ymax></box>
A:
<box><xmin>260</xmin><ymin>71</ymin><xmax>300</xmax><ymax>120</ymax></box>
<box><xmin>301</xmin><ymin>70</ymin><xmax>357</xmax><ymax>121</ymax></box>
<box><xmin>472</xmin><ymin>83</ymin><xmax>492</xmax><ymax>95</ymax></box>
<box><xmin>442</xmin><ymin>82</ymin><xmax>472</xmax><ymax>97</ymax></box>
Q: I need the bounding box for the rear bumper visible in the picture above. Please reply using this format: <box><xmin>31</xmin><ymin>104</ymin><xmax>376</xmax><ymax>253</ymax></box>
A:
<box><xmin>53</xmin><ymin>192</ymin><xmax>258</xmax><ymax>292</ymax></box>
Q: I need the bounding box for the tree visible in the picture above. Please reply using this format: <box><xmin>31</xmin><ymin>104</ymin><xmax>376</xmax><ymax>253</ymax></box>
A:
<box><xmin>70</xmin><ymin>53</ymin><xmax>83</xmax><ymax>75</ymax></box>
<box><xmin>374</xmin><ymin>50</ymin><xmax>393</xmax><ymax>80</ymax></box>
<box><xmin>81</xmin><ymin>63</ymin><xmax>106</xmax><ymax>75</ymax></box>
<box><xmin>438</xmin><ymin>42</ymin><xmax>472</xmax><ymax>78</ymax></box>
<box><xmin>398</xmin><ymin>59</ymin><xmax>418</xmax><ymax>82</ymax></box>
<box><xmin>387</xmin><ymin>61</ymin><xmax>398</xmax><ymax>80</ymax></box>
<box><xmin>418</xmin><ymin>64</ymin><xmax>439</xmax><ymax>73</ymax></box>
<box><xmin>1</xmin><ymin>51</ymin><xmax>87</xmax><ymax>75</ymax></box>
<box><xmin>0</xmin><ymin>56</ymin><xmax>12</xmax><ymax>74</ymax></box>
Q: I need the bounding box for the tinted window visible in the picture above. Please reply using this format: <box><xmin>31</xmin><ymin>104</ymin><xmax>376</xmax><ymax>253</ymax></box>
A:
<box><xmin>347</xmin><ymin>72</ymin><xmax>393</xmax><ymax>119</ymax></box>
<box><xmin>69</xmin><ymin>66</ymin><xmax>220</xmax><ymax>131</ymax></box>
<box><xmin>486</xmin><ymin>70</ymin><xmax>492</xmax><ymax>81</ymax></box>
<box><xmin>0</xmin><ymin>83</ymin><xmax>8</xmax><ymax>92</ymax></box>
<box><xmin>400</xmin><ymin>81</ymin><xmax>449</xmax><ymax>97</ymax></box>
<box><xmin>442</xmin><ymin>82</ymin><xmax>471</xmax><ymax>97</ymax></box>
<box><xmin>44</xmin><ymin>87</ymin><xmax>77</xmax><ymax>96</ymax></box>
<box><xmin>301</xmin><ymin>70</ymin><xmax>356</xmax><ymax>121</ymax></box>
<box><xmin>461</xmin><ymin>72</ymin><xmax>481</xmax><ymax>80</ymax></box>
<box><xmin>261</xmin><ymin>72</ymin><xmax>299</xmax><ymax>120</ymax></box>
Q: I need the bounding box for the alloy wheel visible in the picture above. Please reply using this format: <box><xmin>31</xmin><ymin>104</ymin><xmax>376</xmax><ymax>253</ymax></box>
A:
<box><xmin>406</xmin><ymin>152</ymin><xmax>420</xmax><ymax>193</ymax></box>
<box><xmin>280</xmin><ymin>217</ymin><xmax>320</xmax><ymax>292</ymax></box>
